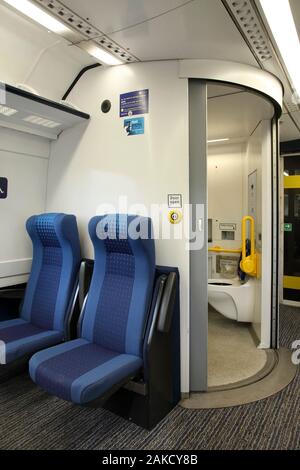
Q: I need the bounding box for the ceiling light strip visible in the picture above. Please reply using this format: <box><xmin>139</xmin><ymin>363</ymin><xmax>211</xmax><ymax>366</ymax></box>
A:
<box><xmin>23</xmin><ymin>115</ymin><xmax>61</xmax><ymax>128</ymax></box>
<box><xmin>0</xmin><ymin>105</ymin><xmax>18</xmax><ymax>116</ymax></box>
<box><xmin>78</xmin><ymin>42</ymin><xmax>123</xmax><ymax>66</ymax></box>
<box><xmin>259</xmin><ymin>0</ymin><xmax>300</xmax><ymax>98</ymax></box>
<box><xmin>3</xmin><ymin>0</ymin><xmax>71</xmax><ymax>34</ymax></box>
<box><xmin>207</xmin><ymin>138</ymin><xmax>230</xmax><ymax>143</ymax></box>
<box><xmin>32</xmin><ymin>0</ymin><xmax>139</xmax><ymax>63</ymax></box>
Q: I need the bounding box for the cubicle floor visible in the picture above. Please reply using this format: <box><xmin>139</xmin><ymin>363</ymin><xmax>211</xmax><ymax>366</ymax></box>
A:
<box><xmin>208</xmin><ymin>309</ymin><xmax>267</xmax><ymax>388</ymax></box>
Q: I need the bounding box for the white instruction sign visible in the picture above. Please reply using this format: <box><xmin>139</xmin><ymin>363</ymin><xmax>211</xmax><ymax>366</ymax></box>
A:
<box><xmin>168</xmin><ymin>194</ymin><xmax>182</xmax><ymax>208</ymax></box>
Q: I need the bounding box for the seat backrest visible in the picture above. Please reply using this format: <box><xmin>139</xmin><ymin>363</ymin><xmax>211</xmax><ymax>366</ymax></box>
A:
<box><xmin>21</xmin><ymin>213</ymin><xmax>81</xmax><ymax>333</ymax></box>
<box><xmin>81</xmin><ymin>214</ymin><xmax>155</xmax><ymax>357</ymax></box>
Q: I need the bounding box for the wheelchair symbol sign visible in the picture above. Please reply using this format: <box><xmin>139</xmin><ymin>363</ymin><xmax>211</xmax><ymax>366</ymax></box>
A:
<box><xmin>0</xmin><ymin>177</ymin><xmax>8</xmax><ymax>199</ymax></box>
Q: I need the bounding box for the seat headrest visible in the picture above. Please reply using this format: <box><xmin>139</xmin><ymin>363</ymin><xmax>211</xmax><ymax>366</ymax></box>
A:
<box><xmin>26</xmin><ymin>213</ymin><xmax>78</xmax><ymax>248</ymax></box>
<box><xmin>89</xmin><ymin>214</ymin><xmax>154</xmax><ymax>256</ymax></box>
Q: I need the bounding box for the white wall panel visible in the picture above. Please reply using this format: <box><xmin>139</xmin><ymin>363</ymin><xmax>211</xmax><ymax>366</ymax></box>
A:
<box><xmin>0</xmin><ymin>127</ymin><xmax>50</xmax><ymax>159</ymax></box>
<box><xmin>46</xmin><ymin>61</ymin><xmax>190</xmax><ymax>392</ymax></box>
<box><xmin>208</xmin><ymin>143</ymin><xmax>245</xmax><ymax>248</ymax></box>
<box><xmin>0</xmin><ymin>128</ymin><xmax>49</xmax><ymax>287</ymax></box>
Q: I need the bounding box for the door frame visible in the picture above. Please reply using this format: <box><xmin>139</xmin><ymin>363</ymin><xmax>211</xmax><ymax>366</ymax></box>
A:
<box><xmin>189</xmin><ymin>79</ymin><xmax>208</xmax><ymax>392</ymax></box>
<box><xmin>188</xmin><ymin>80</ymin><xmax>281</xmax><ymax>391</ymax></box>
<box><xmin>271</xmin><ymin>117</ymin><xmax>280</xmax><ymax>348</ymax></box>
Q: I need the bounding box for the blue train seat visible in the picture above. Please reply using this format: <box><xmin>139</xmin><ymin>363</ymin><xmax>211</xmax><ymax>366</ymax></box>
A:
<box><xmin>29</xmin><ymin>214</ymin><xmax>155</xmax><ymax>405</ymax></box>
<box><xmin>0</xmin><ymin>213</ymin><xmax>81</xmax><ymax>365</ymax></box>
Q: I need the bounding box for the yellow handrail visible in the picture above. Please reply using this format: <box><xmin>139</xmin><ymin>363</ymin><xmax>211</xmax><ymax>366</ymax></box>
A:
<box><xmin>208</xmin><ymin>246</ymin><xmax>242</xmax><ymax>254</ymax></box>
<box><xmin>240</xmin><ymin>215</ymin><xmax>257</xmax><ymax>277</ymax></box>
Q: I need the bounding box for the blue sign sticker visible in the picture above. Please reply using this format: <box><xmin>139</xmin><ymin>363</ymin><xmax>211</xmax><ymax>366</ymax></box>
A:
<box><xmin>120</xmin><ymin>89</ymin><xmax>149</xmax><ymax>117</ymax></box>
<box><xmin>124</xmin><ymin>117</ymin><xmax>144</xmax><ymax>136</ymax></box>
<box><xmin>0</xmin><ymin>177</ymin><xmax>8</xmax><ymax>199</ymax></box>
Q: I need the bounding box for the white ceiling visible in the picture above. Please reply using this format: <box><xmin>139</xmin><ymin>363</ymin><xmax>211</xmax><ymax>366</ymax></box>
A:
<box><xmin>208</xmin><ymin>84</ymin><xmax>274</xmax><ymax>141</ymax></box>
<box><xmin>0</xmin><ymin>3</ymin><xmax>93</xmax><ymax>100</ymax></box>
<box><xmin>290</xmin><ymin>0</ymin><xmax>300</xmax><ymax>43</ymax></box>
<box><xmin>208</xmin><ymin>84</ymin><xmax>245</xmax><ymax>99</ymax></box>
<box><xmin>61</xmin><ymin>0</ymin><xmax>299</xmax><ymax>141</ymax></box>
<box><xmin>208</xmin><ymin>85</ymin><xmax>300</xmax><ymax>142</ymax></box>
<box><xmin>279</xmin><ymin>113</ymin><xmax>300</xmax><ymax>142</ymax></box>
<box><xmin>62</xmin><ymin>0</ymin><xmax>189</xmax><ymax>34</ymax></box>
<box><xmin>0</xmin><ymin>0</ymin><xmax>299</xmax><ymax>141</ymax></box>
<box><xmin>62</xmin><ymin>0</ymin><xmax>257</xmax><ymax>64</ymax></box>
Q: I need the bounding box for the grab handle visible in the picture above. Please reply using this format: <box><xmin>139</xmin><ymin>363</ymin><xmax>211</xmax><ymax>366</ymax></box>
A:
<box><xmin>240</xmin><ymin>216</ymin><xmax>257</xmax><ymax>277</ymax></box>
<box><xmin>242</xmin><ymin>216</ymin><xmax>255</xmax><ymax>259</ymax></box>
<box><xmin>208</xmin><ymin>246</ymin><xmax>242</xmax><ymax>254</ymax></box>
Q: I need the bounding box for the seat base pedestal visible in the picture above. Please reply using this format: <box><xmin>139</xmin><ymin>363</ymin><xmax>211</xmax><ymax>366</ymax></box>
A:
<box><xmin>103</xmin><ymin>386</ymin><xmax>176</xmax><ymax>430</ymax></box>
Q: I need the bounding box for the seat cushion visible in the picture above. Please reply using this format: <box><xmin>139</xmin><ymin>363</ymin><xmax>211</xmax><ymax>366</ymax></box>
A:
<box><xmin>0</xmin><ymin>319</ymin><xmax>63</xmax><ymax>364</ymax></box>
<box><xmin>29</xmin><ymin>339</ymin><xmax>142</xmax><ymax>404</ymax></box>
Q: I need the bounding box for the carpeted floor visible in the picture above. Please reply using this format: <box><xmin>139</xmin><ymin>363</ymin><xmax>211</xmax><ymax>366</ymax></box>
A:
<box><xmin>0</xmin><ymin>305</ymin><xmax>299</xmax><ymax>450</ymax></box>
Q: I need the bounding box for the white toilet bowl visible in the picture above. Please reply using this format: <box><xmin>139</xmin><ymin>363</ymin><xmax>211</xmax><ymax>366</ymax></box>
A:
<box><xmin>208</xmin><ymin>277</ymin><xmax>255</xmax><ymax>322</ymax></box>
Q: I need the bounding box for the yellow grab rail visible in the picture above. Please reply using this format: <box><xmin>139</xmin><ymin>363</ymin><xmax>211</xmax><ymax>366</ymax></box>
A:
<box><xmin>240</xmin><ymin>215</ymin><xmax>257</xmax><ymax>277</ymax></box>
<box><xmin>208</xmin><ymin>246</ymin><xmax>242</xmax><ymax>254</ymax></box>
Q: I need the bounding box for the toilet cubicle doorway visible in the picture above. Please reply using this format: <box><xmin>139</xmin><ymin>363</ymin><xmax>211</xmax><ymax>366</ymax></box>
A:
<box><xmin>184</xmin><ymin>60</ymin><xmax>282</xmax><ymax>392</ymax></box>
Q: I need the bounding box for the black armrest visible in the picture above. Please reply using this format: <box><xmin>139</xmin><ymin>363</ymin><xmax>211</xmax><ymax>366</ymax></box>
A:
<box><xmin>79</xmin><ymin>261</ymin><xmax>87</xmax><ymax>310</ymax></box>
<box><xmin>156</xmin><ymin>272</ymin><xmax>177</xmax><ymax>333</ymax></box>
<box><xmin>65</xmin><ymin>282</ymin><xmax>79</xmax><ymax>340</ymax></box>
<box><xmin>79</xmin><ymin>259</ymin><xmax>93</xmax><ymax>310</ymax></box>
<box><xmin>146</xmin><ymin>275</ymin><xmax>167</xmax><ymax>347</ymax></box>
<box><xmin>77</xmin><ymin>295</ymin><xmax>88</xmax><ymax>337</ymax></box>
<box><xmin>65</xmin><ymin>259</ymin><xmax>94</xmax><ymax>340</ymax></box>
<box><xmin>77</xmin><ymin>259</ymin><xmax>94</xmax><ymax>337</ymax></box>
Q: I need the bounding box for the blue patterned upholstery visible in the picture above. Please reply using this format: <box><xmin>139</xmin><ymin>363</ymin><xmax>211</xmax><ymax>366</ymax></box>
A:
<box><xmin>0</xmin><ymin>213</ymin><xmax>81</xmax><ymax>364</ymax></box>
<box><xmin>29</xmin><ymin>339</ymin><xmax>142</xmax><ymax>403</ymax></box>
<box><xmin>29</xmin><ymin>214</ymin><xmax>155</xmax><ymax>404</ymax></box>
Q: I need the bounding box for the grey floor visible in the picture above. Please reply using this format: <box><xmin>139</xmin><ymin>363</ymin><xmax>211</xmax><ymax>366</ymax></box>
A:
<box><xmin>208</xmin><ymin>309</ymin><xmax>267</xmax><ymax>387</ymax></box>
<box><xmin>0</xmin><ymin>305</ymin><xmax>299</xmax><ymax>450</ymax></box>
